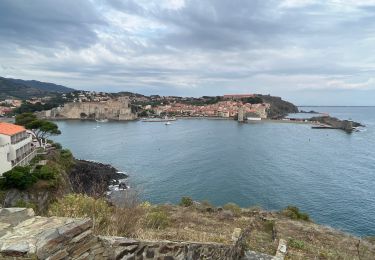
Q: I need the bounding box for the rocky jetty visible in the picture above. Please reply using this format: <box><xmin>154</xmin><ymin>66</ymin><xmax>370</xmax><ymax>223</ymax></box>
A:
<box><xmin>310</xmin><ymin>116</ymin><xmax>363</xmax><ymax>133</ymax></box>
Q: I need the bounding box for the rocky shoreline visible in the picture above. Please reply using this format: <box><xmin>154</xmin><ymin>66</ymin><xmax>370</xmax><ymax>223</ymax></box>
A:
<box><xmin>69</xmin><ymin>160</ymin><xmax>128</xmax><ymax>196</ymax></box>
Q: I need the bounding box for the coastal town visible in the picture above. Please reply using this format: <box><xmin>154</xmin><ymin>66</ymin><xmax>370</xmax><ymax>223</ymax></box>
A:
<box><xmin>1</xmin><ymin>91</ymin><xmax>281</xmax><ymax>120</ymax></box>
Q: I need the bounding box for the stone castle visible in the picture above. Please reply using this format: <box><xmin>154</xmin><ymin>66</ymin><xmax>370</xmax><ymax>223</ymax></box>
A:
<box><xmin>44</xmin><ymin>97</ymin><xmax>136</xmax><ymax>121</ymax></box>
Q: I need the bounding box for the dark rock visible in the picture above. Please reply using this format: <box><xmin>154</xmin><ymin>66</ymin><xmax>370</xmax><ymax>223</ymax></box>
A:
<box><xmin>69</xmin><ymin>160</ymin><xmax>127</xmax><ymax>196</ymax></box>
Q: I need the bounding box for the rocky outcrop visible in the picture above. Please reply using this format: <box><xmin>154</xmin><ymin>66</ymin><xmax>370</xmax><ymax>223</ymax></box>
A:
<box><xmin>2</xmin><ymin>189</ymin><xmax>56</xmax><ymax>214</ymax></box>
<box><xmin>256</xmin><ymin>95</ymin><xmax>298</xmax><ymax>119</ymax></box>
<box><xmin>310</xmin><ymin>116</ymin><xmax>363</xmax><ymax>133</ymax></box>
<box><xmin>69</xmin><ymin>160</ymin><xmax>127</xmax><ymax>196</ymax></box>
<box><xmin>0</xmin><ymin>208</ymin><xmax>247</xmax><ymax>259</ymax></box>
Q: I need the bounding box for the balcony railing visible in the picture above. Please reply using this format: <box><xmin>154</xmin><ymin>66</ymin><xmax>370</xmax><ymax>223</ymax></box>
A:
<box><xmin>12</xmin><ymin>149</ymin><xmax>37</xmax><ymax>168</ymax></box>
<box><xmin>11</xmin><ymin>135</ymin><xmax>30</xmax><ymax>145</ymax></box>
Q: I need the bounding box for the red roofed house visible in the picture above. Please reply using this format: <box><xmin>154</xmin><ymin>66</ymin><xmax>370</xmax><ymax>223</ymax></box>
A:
<box><xmin>0</xmin><ymin>122</ymin><xmax>35</xmax><ymax>175</ymax></box>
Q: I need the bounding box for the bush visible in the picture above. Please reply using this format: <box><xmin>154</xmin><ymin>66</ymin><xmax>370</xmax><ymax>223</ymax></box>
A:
<box><xmin>52</xmin><ymin>142</ymin><xmax>62</xmax><ymax>149</ymax></box>
<box><xmin>49</xmin><ymin>194</ymin><xmax>112</xmax><ymax>231</ymax></box>
<box><xmin>179</xmin><ymin>196</ymin><xmax>193</xmax><ymax>207</ymax></box>
<box><xmin>223</xmin><ymin>203</ymin><xmax>242</xmax><ymax>216</ymax></box>
<box><xmin>49</xmin><ymin>193</ymin><xmax>145</xmax><ymax>237</ymax></box>
<box><xmin>281</xmin><ymin>206</ymin><xmax>310</xmax><ymax>221</ymax></box>
<box><xmin>289</xmin><ymin>238</ymin><xmax>305</xmax><ymax>249</ymax></box>
<box><xmin>34</xmin><ymin>164</ymin><xmax>59</xmax><ymax>180</ymax></box>
<box><xmin>200</xmin><ymin>200</ymin><xmax>215</xmax><ymax>212</ymax></box>
<box><xmin>59</xmin><ymin>149</ymin><xmax>74</xmax><ymax>170</ymax></box>
<box><xmin>30</xmin><ymin>154</ymin><xmax>44</xmax><ymax>165</ymax></box>
<box><xmin>145</xmin><ymin>209</ymin><xmax>170</xmax><ymax>229</ymax></box>
<box><xmin>3</xmin><ymin>166</ymin><xmax>37</xmax><ymax>190</ymax></box>
<box><xmin>15</xmin><ymin>199</ymin><xmax>37</xmax><ymax>212</ymax></box>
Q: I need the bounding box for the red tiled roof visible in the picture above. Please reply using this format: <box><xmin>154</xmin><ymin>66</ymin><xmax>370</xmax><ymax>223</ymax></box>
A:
<box><xmin>0</xmin><ymin>122</ymin><xmax>26</xmax><ymax>136</ymax></box>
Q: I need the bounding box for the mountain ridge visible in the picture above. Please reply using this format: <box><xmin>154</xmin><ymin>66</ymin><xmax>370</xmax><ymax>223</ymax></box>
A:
<box><xmin>0</xmin><ymin>76</ymin><xmax>75</xmax><ymax>100</ymax></box>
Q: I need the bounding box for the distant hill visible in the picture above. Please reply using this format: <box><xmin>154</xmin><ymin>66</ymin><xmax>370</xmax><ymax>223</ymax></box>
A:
<box><xmin>6</xmin><ymin>77</ymin><xmax>74</xmax><ymax>93</ymax></box>
<box><xmin>0</xmin><ymin>76</ymin><xmax>75</xmax><ymax>100</ymax></box>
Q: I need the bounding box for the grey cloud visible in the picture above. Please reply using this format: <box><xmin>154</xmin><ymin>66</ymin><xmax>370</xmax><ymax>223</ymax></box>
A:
<box><xmin>0</xmin><ymin>0</ymin><xmax>105</xmax><ymax>49</ymax></box>
<box><xmin>0</xmin><ymin>0</ymin><xmax>374</xmax><ymax>104</ymax></box>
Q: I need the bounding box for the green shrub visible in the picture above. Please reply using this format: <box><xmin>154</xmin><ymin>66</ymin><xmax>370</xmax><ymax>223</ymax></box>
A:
<box><xmin>60</xmin><ymin>149</ymin><xmax>72</xmax><ymax>159</ymax></box>
<box><xmin>41</xmin><ymin>164</ymin><xmax>59</xmax><ymax>180</ymax></box>
<box><xmin>264</xmin><ymin>220</ymin><xmax>275</xmax><ymax>233</ymax></box>
<box><xmin>281</xmin><ymin>206</ymin><xmax>310</xmax><ymax>221</ymax></box>
<box><xmin>34</xmin><ymin>164</ymin><xmax>59</xmax><ymax>180</ymax></box>
<box><xmin>0</xmin><ymin>190</ymin><xmax>7</xmax><ymax>205</ymax></box>
<box><xmin>3</xmin><ymin>166</ymin><xmax>37</xmax><ymax>190</ymax></box>
<box><xmin>289</xmin><ymin>238</ymin><xmax>305</xmax><ymax>249</ymax></box>
<box><xmin>49</xmin><ymin>194</ymin><xmax>111</xmax><ymax>230</ymax></box>
<box><xmin>59</xmin><ymin>149</ymin><xmax>74</xmax><ymax>170</ymax></box>
<box><xmin>223</xmin><ymin>203</ymin><xmax>242</xmax><ymax>216</ymax></box>
<box><xmin>30</xmin><ymin>154</ymin><xmax>44</xmax><ymax>165</ymax></box>
<box><xmin>179</xmin><ymin>196</ymin><xmax>193</xmax><ymax>207</ymax></box>
<box><xmin>14</xmin><ymin>199</ymin><xmax>37</xmax><ymax>211</ymax></box>
<box><xmin>52</xmin><ymin>142</ymin><xmax>62</xmax><ymax>149</ymax></box>
<box><xmin>145</xmin><ymin>209</ymin><xmax>170</xmax><ymax>229</ymax></box>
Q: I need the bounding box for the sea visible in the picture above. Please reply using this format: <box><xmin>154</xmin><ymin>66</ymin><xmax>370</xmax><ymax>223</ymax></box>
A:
<box><xmin>52</xmin><ymin>106</ymin><xmax>375</xmax><ymax>236</ymax></box>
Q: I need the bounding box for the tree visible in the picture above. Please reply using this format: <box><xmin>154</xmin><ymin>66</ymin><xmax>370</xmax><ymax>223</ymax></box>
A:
<box><xmin>3</xmin><ymin>166</ymin><xmax>37</xmax><ymax>190</ymax></box>
<box><xmin>15</xmin><ymin>113</ymin><xmax>61</xmax><ymax>146</ymax></box>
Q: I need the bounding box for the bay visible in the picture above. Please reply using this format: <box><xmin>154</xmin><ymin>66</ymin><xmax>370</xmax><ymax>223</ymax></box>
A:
<box><xmin>52</xmin><ymin>106</ymin><xmax>375</xmax><ymax>236</ymax></box>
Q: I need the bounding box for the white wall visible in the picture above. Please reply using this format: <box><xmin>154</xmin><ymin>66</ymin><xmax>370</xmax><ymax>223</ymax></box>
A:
<box><xmin>0</xmin><ymin>133</ymin><xmax>33</xmax><ymax>176</ymax></box>
<box><xmin>0</xmin><ymin>135</ymin><xmax>12</xmax><ymax>176</ymax></box>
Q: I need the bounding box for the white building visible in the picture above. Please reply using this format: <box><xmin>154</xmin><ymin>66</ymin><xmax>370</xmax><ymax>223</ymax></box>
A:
<box><xmin>0</xmin><ymin>122</ymin><xmax>36</xmax><ymax>176</ymax></box>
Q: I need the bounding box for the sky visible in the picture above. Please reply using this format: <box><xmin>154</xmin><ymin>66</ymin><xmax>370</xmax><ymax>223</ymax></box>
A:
<box><xmin>1</xmin><ymin>0</ymin><xmax>375</xmax><ymax>105</ymax></box>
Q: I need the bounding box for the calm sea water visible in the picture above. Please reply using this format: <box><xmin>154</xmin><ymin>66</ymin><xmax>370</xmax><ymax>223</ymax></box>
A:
<box><xmin>52</xmin><ymin>107</ymin><xmax>375</xmax><ymax>236</ymax></box>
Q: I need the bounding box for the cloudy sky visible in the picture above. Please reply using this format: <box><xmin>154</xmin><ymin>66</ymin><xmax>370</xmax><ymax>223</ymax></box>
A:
<box><xmin>1</xmin><ymin>0</ymin><xmax>375</xmax><ymax>105</ymax></box>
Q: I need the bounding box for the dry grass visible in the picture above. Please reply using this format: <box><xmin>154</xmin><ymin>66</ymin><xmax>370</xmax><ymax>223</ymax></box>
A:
<box><xmin>47</xmin><ymin>197</ymin><xmax>375</xmax><ymax>259</ymax></box>
<box><xmin>275</xmin><ymin>219</ymin><xmax>375</xmax><ymax>260</ymax></box>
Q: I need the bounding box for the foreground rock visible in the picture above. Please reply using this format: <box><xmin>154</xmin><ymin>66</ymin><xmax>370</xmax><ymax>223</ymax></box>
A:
<box><xmin>0</xmin><ymin>208</ymin><xmax>246</xmax><ymax>259</ymax></box>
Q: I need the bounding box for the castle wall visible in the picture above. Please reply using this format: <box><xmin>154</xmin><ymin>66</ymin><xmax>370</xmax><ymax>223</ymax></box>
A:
<box><xmin>48</xmin><ymin>98</ymin><xmax>136</xmax><ymax>121</ymax></box>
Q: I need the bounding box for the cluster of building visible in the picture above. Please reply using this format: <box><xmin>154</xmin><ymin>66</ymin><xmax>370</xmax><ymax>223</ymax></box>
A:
<box><xmin>62</xmin><ymin>91</ymin><xmax>112</xmax><ymax>103</ymax></box>
<box><xmin>153</xmin><ymin>100</ymin><xmax>269</xmax><ymax>118</ymax></box>
<box><xmin>0</xmin><ymin>99</ymin><xmax>22</xmax><ymax>116</ymax></box>
<box><xmin>0</xmin><ymin>122</ymin><xmax>36</xmax><ymax>175</ymax></box>
<box><xmin>144</xmin><ymin>94</ymin><xmax>269</xmax><ymax>119</ymax></box>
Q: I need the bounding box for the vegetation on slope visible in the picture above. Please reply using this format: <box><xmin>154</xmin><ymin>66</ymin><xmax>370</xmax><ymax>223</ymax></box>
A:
<box><xmin>7</xmin><ymin>77</ymin><xmax>74</xmax><ymax>93</ymax></box>
<box><xmin>0</xmin><ymin>76</ymin><xmax>74</xmax><ymax>100</ymax></box>
<box><xmin>47</xmin><ymin>194</ymin><xmax>375</xmax><ymax>259</ymax></box>
<box><xmin>257</xmin><ymin>94</ymin><xmax>299</xmax><ymax>118</ymax></box>
<box><xmin>0</xmin><ymin>77</ymin><xmax>49</xmax><ymax>100</ymax></box>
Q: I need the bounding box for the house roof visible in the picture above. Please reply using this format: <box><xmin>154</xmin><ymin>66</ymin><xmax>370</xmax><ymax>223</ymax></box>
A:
<box><xmin>0</xmin><ymin>122</ymin><xmax>26</xmax><ymax>136</ymax></box>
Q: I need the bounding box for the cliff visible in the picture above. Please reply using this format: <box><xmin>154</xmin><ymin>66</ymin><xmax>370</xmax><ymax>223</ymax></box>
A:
<box><xmin>0</xmin><ymin>152</ymin><xmax>125</xmax><ymax>214</ymax></box>
<box><xmin>69</xmin><ymin>160</ymin><xmax>126</xmax><ymax>196</ymax></box>
<box><xmin>256</xmin><ymin>95</ymin><xmax>299</xmax><ymax>119</ymax></box>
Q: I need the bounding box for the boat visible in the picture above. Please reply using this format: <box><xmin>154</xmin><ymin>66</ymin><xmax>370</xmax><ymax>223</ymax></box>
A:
<box><xmin>95</xmin><ymin>118</ymin><xmax>108</xmax><ymax>123</ymax></box>
<box><xmin>247</xmin><ymin>117</ymin><xmax>262</xmax><ymax>121</ymax></box>
<box><xmin>165</xmin><ymin>121</ymin><xmax>171</xmax><ymax>125</ymax></box>
<box><xmin>142</xmin><ymin>115</ymin><xmax>177</xmax><ymax>122</ymax></box>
